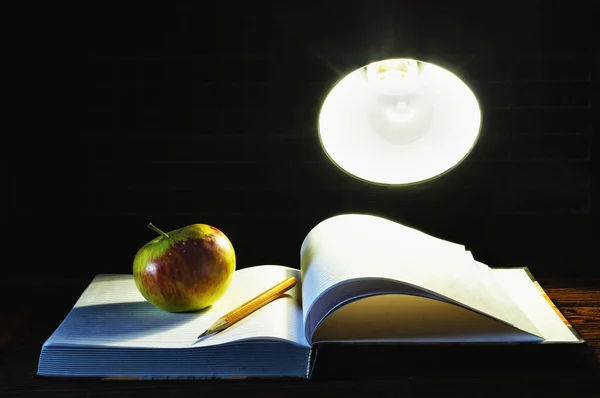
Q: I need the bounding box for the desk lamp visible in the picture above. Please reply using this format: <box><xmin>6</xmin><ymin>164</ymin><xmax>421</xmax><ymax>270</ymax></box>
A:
<box><xmin>318</xmin><ymin>58</ymin><xmax>481</xmax><ymax>185</ymax></box>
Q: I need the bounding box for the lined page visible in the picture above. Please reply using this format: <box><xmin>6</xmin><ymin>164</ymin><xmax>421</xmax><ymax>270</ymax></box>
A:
<box><xmin>300</xmin><ymin>214</ymin><xmax>541</xmax><ymax>336</ymax></box>
<box><xmin>45</xmin><ymin>265</ymin><xmax>309</xmax><ymax>349</ymax></box>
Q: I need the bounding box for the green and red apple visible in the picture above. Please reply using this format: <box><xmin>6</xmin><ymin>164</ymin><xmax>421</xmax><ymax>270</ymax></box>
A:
<box><xmin>133</xmin><ymin>223</ymin><xmax>236</xmax><ymax>313</ymax></box>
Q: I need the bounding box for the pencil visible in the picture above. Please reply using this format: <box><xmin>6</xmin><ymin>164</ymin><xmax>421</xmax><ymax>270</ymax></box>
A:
<box><xmin>197</xmin><ymin>276</ymin><xmax>297</xmax><ymax>339</ymax></box>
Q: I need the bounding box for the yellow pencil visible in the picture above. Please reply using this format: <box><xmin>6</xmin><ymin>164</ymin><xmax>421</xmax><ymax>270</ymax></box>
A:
<box><xmin>197</xmin><ymin>276</ymin><xmax>297</xmax><ymax>339</ymax></box>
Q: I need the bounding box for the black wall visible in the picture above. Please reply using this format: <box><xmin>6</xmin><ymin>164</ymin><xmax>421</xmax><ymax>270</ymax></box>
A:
<box><xmin>7</xmin><ymin>1</ymin><xmax>596</xmax><ymax>278</ymax></box>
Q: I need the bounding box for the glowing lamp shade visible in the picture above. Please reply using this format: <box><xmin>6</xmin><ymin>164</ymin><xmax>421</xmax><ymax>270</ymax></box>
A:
<box><xmin>318</xmin><ymin>59</ymin><xmax>481</xmax><ymax>185</ymax></box>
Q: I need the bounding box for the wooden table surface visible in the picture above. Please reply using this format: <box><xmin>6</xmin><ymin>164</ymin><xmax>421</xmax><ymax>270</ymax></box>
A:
<box><xmin>1</xmin><ymin>275</ymin><xmax>598</xmax><ymax>397</ymax></box>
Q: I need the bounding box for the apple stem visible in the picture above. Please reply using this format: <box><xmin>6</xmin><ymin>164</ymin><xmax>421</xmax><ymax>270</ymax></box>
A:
<box><xmin>147</xmin><ymin>223</ymin><xmax>169</xmax><ymax>238</ymax></box>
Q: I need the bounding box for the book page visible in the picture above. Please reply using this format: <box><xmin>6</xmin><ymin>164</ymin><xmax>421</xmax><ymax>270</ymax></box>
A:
<box><xmin>462</xmin><ymin>253</ymin><xmax>541</xmax><ymax>335</ymax></box>
<box><xmin>45</xmin><ymin>265</ymin><xmax>310</xmax><ymax>350</ymax></box>
<box><xmin>489</xmin><ymin>268</ymin><xmax>581</xmax><ymax>343</ymax></box>
<box><xmin>311</xmin><ymin>293</ymin><xmax>542</xmax><ymax>343</ymax></box>
<box><xmin>300</xmin><ymin>214</ymin><xmax>541</xmax><ymax>338</ymax></box>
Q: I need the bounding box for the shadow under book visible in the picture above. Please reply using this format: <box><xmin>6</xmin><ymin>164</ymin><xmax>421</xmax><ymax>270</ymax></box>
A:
<box><xmin>37</xmin><ymin>214</ymin><xmax>584</xmax><ymax>380</ymax></box>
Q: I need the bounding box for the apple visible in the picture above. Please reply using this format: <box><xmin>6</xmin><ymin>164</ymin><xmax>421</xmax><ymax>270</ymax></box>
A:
<box><xmin>133</xmin><ymin>223</ymin><xmax>236</xmax><ymax>312</ymax></box>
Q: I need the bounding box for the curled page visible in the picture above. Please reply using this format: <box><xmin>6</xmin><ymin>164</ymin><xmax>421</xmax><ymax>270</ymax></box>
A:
<box><xmin>300</xmin><ymin>214</ymin><xmax>541</xmax><ymax>338</ymax></box>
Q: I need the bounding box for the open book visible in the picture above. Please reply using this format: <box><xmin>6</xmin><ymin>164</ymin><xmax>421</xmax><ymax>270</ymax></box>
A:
<box><xmin>38</xmin><ymin>214</ymin><xmax>583</xmax><ymax>380</ymax></box>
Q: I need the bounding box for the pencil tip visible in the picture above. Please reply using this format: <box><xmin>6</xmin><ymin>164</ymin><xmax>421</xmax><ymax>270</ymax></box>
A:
<box><xmin>197</xmin><ymin>331</ymin><xmax>208</xmax><ymax>339</ymax></box>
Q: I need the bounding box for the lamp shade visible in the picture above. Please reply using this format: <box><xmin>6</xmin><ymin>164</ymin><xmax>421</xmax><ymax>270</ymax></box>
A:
<box><xmin>318</xmin><ymin>58</ymin><xmax>481</xmax><ymax>185</ymax></box>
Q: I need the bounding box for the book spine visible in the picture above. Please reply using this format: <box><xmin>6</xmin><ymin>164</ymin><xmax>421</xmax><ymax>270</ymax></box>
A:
<box><xmin>305</xmin><ymin>349</ymin><xmax>313</xmax><ymax>379</ymax></box>
<box><xmin>306</xmin><ymin>348</ymin><xmax>318</xmax><ymax>379</ymax></box>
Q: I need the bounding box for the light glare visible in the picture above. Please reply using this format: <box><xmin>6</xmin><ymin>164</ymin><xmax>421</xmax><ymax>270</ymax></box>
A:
<box><xmin>318</xmin><ymin>58</ymin><xmax>481</xmax><ymax>185</ymax></box>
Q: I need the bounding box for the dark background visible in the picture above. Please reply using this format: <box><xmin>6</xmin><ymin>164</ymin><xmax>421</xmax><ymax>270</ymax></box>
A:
<box><xmin>6</xmin><ymin>0</ymin><xmax>596</xmax><ymax>279</ymax></box>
